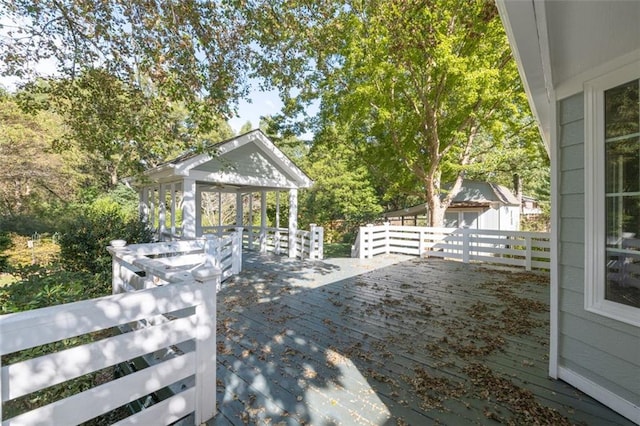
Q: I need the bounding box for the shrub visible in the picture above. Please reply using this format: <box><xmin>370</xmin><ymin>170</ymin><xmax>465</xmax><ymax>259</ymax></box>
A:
<box><xmin>0</xmin><ymin>231</ymin><xmax>12</xmax><ymax>271</ymax></box>
<box><xmin>59</xmin><ymin>208</ymin><xmax>152</xmax><ymax>274</ymax></box>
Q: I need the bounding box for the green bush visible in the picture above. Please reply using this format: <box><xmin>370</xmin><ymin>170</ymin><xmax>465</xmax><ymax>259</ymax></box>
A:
<box><xmin>59</xmin><ymin>208</ymin><xmax>152</xmax><ymax>274</ymax></box>
<box><xmin>0</xmin><ymin>231</ymin><xmax>12</xmax><ymax>271</ymax></box>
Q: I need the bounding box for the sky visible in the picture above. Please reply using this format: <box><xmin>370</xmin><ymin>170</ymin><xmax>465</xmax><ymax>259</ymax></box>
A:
<box><xmin>228</xmin><ymin>87</ymin><xmax>284</xmax><ymax>134</ymax></box>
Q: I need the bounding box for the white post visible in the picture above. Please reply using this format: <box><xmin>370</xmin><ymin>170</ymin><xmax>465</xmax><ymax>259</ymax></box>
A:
<box><xmin>182</xmin><ymin>178</ymin><xmax>197</xmax><ymax>239</ymax></box>
<box><xmin>275</xmin><ymin>192</ymin><xmax>281</xmax><ymax>255</ymax></box>
<box><xmin>418</xmin><ymin>229</ymin><xmax>425</xmax><ymax>257</ymax></box>
<box><xmin>525</xmin><ymin>235</ymin><xmax>533</xmax><ymax>271</ymax></box>
<box><xmin>248</xmin><ymin>193</ymin><xmax>254</xmax><ymax>251</ymax></box>
<box><xmin>384</xmin><ymin>221</ymin><xmax>390</xmax><ymax>254</ymax></box>
<box><xmin>195</xmin><ymin>185</ymin><xmax>203</xmax><ymax>238</ymax></box>
<box><xmin>140</xmin><ymin>187</ymin><xmax>149</xmax><ymax>224</ymax></box>
<box><xmin>236</xmin><ymin>193</ymin><xmax>244</xmax><ymax>249</ymax></box>
<box><xmin>217</xmin><ymin>191</ymin><xmax>222</xmax><ymax>237</ymax></box>
<box><xmin>288</xmin><ymin>189</ymin><xmax>298</xmax><ymax>258</ymax></box>
<box><xmin>275</xmin><ymin>191</ymin><xmax>281</xmax><ymax>228</ymax></box>
<box><xmin>192</xmin><ymin>266</ymin><xmax>220</xmax><ymax>424</ymax></box>
<box><xmin>171</xmin><ymin>183</ymin><xmax>177</xmax><ymax>238</ymax></box>
<box><xmin>260</xmin><ymin>191</ymin><xmax>267</xmax><ymax>253</ymax></box>
<box><xmin>362</xmin><ymin>224</ymin><xmax>373</xmax><ymax>259</ymax></box>
<box><xmin>462</xmin><ymin>228</ymin><xmax>470</xmax><ymax>263</ymax></box>
<box><xmin>149</xmin><ymin>187</ymin><xmax>156</xmax><ymax>232</ymax></box>
<box><xmin>233</xmin><ymin>227</ymin><xmax>243</xmax><ymax>274</ymax></box>
<box><xmin>316</xmin><ymin>225</ymin><xmax>324</xmax><ymax>260</ymax></box>
<box><xmin>109</xmin><ymin>242</ymin><xmax>127</xmax><ymax>294</ymax></box>
<box><xmin>159</xmin><ymin>184</ymin><xmax>166</xmax><ymax>240</ymax></box>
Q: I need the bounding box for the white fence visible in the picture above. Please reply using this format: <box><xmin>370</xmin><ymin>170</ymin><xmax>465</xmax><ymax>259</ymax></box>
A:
<box><xmin>201</xmin><ymin>224</ymin><xmax>324</xmax><ymax>260</ymax></box>
<box><xmin>0</xmin><ymin>255</ymin><xmax>220</xmax><ymax>425</ymax></box>
<box><xmin>352</xmin><ymin>224</ymin><xmax>550</xmax><ymax>271</ymax></box>
<box><xmin>111</xmin><ymin>232</ymin><xmax>243</xmax><ymax>288</ymax></box>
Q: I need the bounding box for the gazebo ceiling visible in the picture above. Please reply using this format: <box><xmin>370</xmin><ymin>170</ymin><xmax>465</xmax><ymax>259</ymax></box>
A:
<box><xmin>139</xmin><ymin>129</ymin><xmax>313</xmax><ymax>190</ymax></box>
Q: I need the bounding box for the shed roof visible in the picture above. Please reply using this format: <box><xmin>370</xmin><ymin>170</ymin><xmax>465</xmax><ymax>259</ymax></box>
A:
<box><xmin>139</xmin><ymin>129</ymin><xmax>313</xmax><ymax>191</ymax></box>
<box><xmin>383</xmin><ymin>180</ymin><xmax>520</xmax><ymax>218</ymax></box>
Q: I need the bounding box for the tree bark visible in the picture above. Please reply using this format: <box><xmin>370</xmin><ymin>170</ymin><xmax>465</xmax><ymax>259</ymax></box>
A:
<box><xmin>513</xmin><ymin>173</ymin><xmax>522</xmax><ymax>204</ymax></box>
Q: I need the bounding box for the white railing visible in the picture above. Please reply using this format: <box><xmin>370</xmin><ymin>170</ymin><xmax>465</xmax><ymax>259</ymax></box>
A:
<box><xmin>203</xmin><ymin>225</ymin><xmax>323</xmax><ymax>260</ymax></box>
<box><xmin>295</xmin><ymin>224</ymin><xmax>324</xmax><ymax>260</ymax></box>
<box><xmin>0</xmin><ymin>263</ymin><xmax>219</xmax><ymax>425</ymax></box>
<box><xmin>352</xmin><ymin>223</ymin><xmax>550</xmax><ymax>271</ymax></box>
<box><xmin>112</xmin><ymin>232</ymin><xmax>243</xmax><ymax>287</ymax></box>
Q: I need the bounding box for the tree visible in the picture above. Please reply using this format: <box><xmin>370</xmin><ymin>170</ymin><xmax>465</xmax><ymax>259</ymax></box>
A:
<box><xmin>300</xmin><ymin>127</ymin><xmax>382</xmax><ymax>235</ymax></box>
<box><xmin>0</xmin><ymin>1</ymin><xmax>251</xmax><ymax>129</ymax></box>
<box><xmin>247</xmin><ymin>0</ymin><xmax>539</xmax><ymax>226</ymax></box>
<box><xmin>0</xmin><ymin>89</ymin><xmax>86</xmax><ymax>218</ymax></box>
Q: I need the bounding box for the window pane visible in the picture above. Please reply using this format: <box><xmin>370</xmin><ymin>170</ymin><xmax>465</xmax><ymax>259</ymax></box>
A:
<box><xmin>606</xmin><ymin>195</ymin><xmax>640</xmax><ymax>249</ymax></box>
<box><xmin>605</xmin><ymin>80</ymin><xmax>639</xmax><ymax>139</ymax></box>
<box><xmin>604</xmin><ymin>78</ymin><xmax>640</xmax><ymax>308</ymax></box>
<box><xmin>444</xmin><ymin>212</ymin><xmax>458</xmax><ymax>227</ymax></box>
<box><xmin>605</xmin><ymin>137</ymin><xmax>640</xmax><ymax>193</ymax></box>
<box><xmin>606</xmin><ymin>250</ymin><xmax>640</xmax><ymax>308</ymax></box>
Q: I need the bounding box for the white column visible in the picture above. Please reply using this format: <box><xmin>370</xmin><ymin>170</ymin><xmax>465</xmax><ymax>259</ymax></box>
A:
<box><xmin>236</xmin><ymin>192</ymin><xmax>243</xmax><ymax>227</ymax></box>
<box><xmin>248</xmin><ymin>193</ymin><xmax>254</xmax><ymax>250</ymax></box>
<box><xmin>275</xmin><ymin>191</ymin><xmax>281</xmax><ymax>228</ymax></box>
<box><xmin>275</xmin><ymin>191</ymin><xmax>281</xmax><ymax>254</ymax></box>
<box><xmin>182</xmin><ymin>178</ymin><xmax>197</xmax><ymax>239</ymax></box>
<box><xmin>195</xmin><ymin>185</ymin><xmax>202</xmax><ymax>238</ymax></box>
<box><xmin>170</xmin><ymin>183</ymin><xmax>176</xmax><ymax>237</ymax></box>
<box><xmin>236</xmin><ymin>192</ymin><xmax>244</xmax><ymax>248</ymax></box>
<box><xmin>159</xmin><ymin>184</ymin><xmax>166</xmax><ymax>239</ymax></box>
<box><xmin>139</xmin><ymin>187</ymin><xmax>149</xmax><ymax>224</ymax></box>
<box><xmin>217</xmin><ymin>191</ymin><xmax>222</xmax><ymax>236</ymax></box>
<box><xmin>260</xmin><ymin>191</ymin><xmax>267</xmax><ymax>253</ymax></box>
<box><xmin>288</xmin><ymin>188</ymin><xmax>298</xmax><ymax>258</ymax></box>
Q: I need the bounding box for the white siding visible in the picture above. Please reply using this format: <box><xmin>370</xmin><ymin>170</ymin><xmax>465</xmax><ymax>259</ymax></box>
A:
<box><xmin>557</xmin><ymin>93</ymin><xmax>640</xmax><ymax>406</ymax></box>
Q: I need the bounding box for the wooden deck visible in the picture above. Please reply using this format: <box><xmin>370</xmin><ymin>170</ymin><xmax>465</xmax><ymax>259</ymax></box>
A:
<box><xmin>210</xmin><ymin>253</ymin><xmax>634</xmax><ymax>425</ymax></box>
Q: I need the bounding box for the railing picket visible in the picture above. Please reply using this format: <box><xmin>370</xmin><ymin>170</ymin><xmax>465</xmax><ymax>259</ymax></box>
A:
<box><xmin>353</xmin><ymin>224</ymin><xmax>550</xmax><ymax>270</ymax></box>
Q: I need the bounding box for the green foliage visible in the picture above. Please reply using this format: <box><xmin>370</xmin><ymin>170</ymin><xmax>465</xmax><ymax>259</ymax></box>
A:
<box><xmin>0</xmin><ymin>267</ymin><xmax>107</xmax><ymax>314</ymax></box>
<box><xmin>0</xmin><ymin>231</ymin><xmax>12</xmax><ymax>271</ymax></box>
<box><xmin>0</xmin><ymin>90</ymin><xmax>86</xmax><ymax>218</ymax></box>
<box><xmin>59</xmin><ymin>186</ymin><xmax>152</xmax><ymax>274</ymax></box>
<box><xmin>248</xmin><ymin>0</ymin><xmax>543</xmax><ymax>225</ymax></box>
<box><xmin>302</xmin><ymin>145</ymin><xmax>382</xmax><ymax>223</ymax></box>
<box><xmin>1</xmin><ymin>0</ymin><xmax>252</xmax><ymax>131</ymax></box>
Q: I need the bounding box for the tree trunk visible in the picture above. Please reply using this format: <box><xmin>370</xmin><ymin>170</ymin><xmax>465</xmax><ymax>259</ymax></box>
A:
<box><xmin>428</xmin><ymin>196</ymin><xmax>446</xmax><ymax>227</ymax></box>
<box><xmin>513</xmin><ymin>173</ymin><xmax>523</xmax><ymax>204</ymax></box>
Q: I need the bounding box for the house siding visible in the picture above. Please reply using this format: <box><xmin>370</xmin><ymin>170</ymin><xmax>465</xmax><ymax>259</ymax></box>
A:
<box><xmin>557</xmin><ymin>93</ymin><xmax>640</xmax><ymax>407</ymax></box>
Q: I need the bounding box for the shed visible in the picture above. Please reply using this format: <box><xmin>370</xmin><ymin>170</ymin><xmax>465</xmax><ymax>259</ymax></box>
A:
<box><xmin>498</xmin><ymin>1</ymin><xmax>640</xmax><ymax>423</ymax></box>
<box><xmin>383</xmin><ymin>180</ymin><xmax>521</xmax><ymax>230</ymax></box>
<box><xmin>132</xmin><ymin>129</ymin><xmax>313</xmax><ymax>258</ymax></box>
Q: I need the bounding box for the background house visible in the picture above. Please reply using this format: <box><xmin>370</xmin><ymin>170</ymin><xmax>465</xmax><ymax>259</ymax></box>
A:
<box><xmin>383</xmin><ymin>180</ymin><xmax>521</xmax><ymax>230</ymax></box>
<box><xmin>498</xmin><ymin>1</ymin><xmax>640</xmax><ymax>423</ymax></box>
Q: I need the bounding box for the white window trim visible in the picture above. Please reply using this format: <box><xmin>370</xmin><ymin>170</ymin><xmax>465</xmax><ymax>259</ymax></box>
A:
<box><xmin>584</xmin><ymin>60</ymin><xmax>640</xmax><ymax>328</ymax></box>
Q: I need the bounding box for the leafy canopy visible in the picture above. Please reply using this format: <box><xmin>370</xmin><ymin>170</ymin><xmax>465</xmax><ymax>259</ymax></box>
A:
<box><xmin>247</xmin><ymin>0</ymin><xmax>542</xmax><ymax>225</ymax></box>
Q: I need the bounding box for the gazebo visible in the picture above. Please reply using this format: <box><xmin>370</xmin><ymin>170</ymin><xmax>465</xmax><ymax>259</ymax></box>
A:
<box><xmin>133</xmin><ymin>129</ymin><xmax>319</xmax><ymax>259</ymax></box>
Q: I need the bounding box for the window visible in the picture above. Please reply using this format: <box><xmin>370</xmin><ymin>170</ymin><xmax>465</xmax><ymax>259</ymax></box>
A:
<box><xmin>585</xmin><ymin>61</ymin><xmax>640</xmax><ymax>326</ymax></box>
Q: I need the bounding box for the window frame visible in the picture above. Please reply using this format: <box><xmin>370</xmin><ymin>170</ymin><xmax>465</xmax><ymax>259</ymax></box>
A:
<box><xmin>584</xmin><ymin>61</ymin><xmax>640</xmax><ymax>327</ymax></box>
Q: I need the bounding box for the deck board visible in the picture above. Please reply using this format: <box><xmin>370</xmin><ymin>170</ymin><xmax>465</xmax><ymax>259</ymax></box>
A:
<box><xmin>209</xmin><ymin>254</ymin><xmax>634</xmax><ymax>425</ymax></box>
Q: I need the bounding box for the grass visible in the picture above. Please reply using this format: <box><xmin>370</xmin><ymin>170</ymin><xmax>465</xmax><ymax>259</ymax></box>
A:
<box><xmin>324</xmin><ymin>242</ymin><xmax>352</xmax><ymax>258</ymax></box>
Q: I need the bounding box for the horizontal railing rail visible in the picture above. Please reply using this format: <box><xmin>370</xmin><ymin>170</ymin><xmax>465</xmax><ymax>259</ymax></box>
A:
<box><xmin>0</xmin><ymin>263</ymin><xmax>219</xmax><ymax>425</ymax></box>
<box><xmin>110</xmin><ymin>232</ymin><xmax>242</xmax><ymax>292</ymax></box>
<box><xmin>352</xmin><ymin>223</ymin><xmax>550</xmax><ymax>271</ymax></box>
<box><xmin>209</xmin><ymin>225</ymin><xmax>323</xmax><ymax>260</ymax></box>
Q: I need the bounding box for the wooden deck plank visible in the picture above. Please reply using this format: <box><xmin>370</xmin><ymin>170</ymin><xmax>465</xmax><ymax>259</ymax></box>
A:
<box><xmin>209</xmin><ymin>253</ymin><xmax>635</xmax><ymax>425</ymax></box>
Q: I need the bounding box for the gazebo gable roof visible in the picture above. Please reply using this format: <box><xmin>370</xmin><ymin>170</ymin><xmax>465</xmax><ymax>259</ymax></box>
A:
<box><xmin>144</xmin><ymin>130</ymin><xmax>313</xmax><ymax>189</ymax></box>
